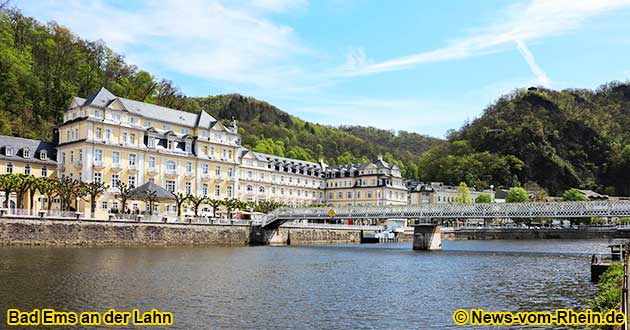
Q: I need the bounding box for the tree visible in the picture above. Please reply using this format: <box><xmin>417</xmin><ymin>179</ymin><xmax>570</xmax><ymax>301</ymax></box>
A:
<box><xmin>188</xmin><ymin>195</ymin><xmax>208</xmax><ymax>217</ymax></box>
<box><xmin>172</xmin><ymin>192</ymin><xmax>189</xmax><ymax>217</ymax></box>
<box><xmin>141</xmin><ymin>190</ymin><xmax>159</xmax><ymax>216</ymax></box>
<box><xmin>13</xmin><ymin>173</ymin><xmax>35</xmax><ymax>209</ymax></box>
<box><xmin>38</xmin><ymin>177</ymin><xmax>59</xmax><ymax>211</ymax></box>
<box><xmin>55</xmin><ymin>177</ymin><xmax>83</xmax><ymax>211</ymax></box>
<box><xmin>207</xmin><ymin>199</ymin><xmax>222</xmax><ymax>218</ymax></box>
<box><xmin>475</xmin><ymin>193</ymin><xmax>492</xmax><ymax>203</ymax></box>
<box><xmin>562</xmin><ymin>188</ymin><xmax>588</xmax><ymax>202</ymax></box>
<box><xmin>222</xmin><ymin>198</ymin><xmax>240</xmax><ymax>219</ymax></box>
<box><xmin>254</xmin><ymin>200</ymin><xmax>285</xmax><ymax>213</ymax></box>
<box><xmin>506</xmin><ymin>187</ymin><xmax>529</xmax><ymax>203</ymax></box>
<box><xmin>0</xmin><ymin>173</ymin><xmax>19</xmax><ymax>208</ymax></box>
<box><xmin>454</xmin><ymin>182</ymin><xmax>472</xmax><ymax>204</ymax></box>
<box><xmin>82</xmin><ymin>181</ymin><xmax>109</xmax><ymax>218</ymax></box>
<box><xmin>115</xmin><ymin>181</ymin><xmax>133</xmax><ymax>213</ymax></box>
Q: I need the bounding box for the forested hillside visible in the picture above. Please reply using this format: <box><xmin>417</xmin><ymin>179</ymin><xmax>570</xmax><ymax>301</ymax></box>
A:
<box><xmin>3</xmin><ymin>5</ymin><xmax>630</xmax><ymax>195</ymax></box>
<box><xmin>420</xmin><ymin>85</ymin><xmax>630</xmax><ymax>196</ymax></box>
<box><xmin>0</xmin><ymin>6</ymin><xmax>441</xmax><ymax>177</ymax></box>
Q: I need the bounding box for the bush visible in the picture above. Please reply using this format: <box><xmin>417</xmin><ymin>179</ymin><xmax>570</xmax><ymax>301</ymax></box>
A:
<box><xmin>590</xmin><ymin>262</ymin><xmax>623</xmax><ymax>314</ymax></box>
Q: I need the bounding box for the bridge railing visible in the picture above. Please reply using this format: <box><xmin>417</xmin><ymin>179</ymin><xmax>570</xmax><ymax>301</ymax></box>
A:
<box><xmin>262</xmin><ymin>201</ymin><xmax>630</xmax><ymax>227</ymax></box>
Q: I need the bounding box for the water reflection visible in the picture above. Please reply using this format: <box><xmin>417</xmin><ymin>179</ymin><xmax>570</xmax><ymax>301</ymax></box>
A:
<box><xmin>0</xmin><ymin>240</ymin><xmax>607</xmax><ymax>329</ymax></box>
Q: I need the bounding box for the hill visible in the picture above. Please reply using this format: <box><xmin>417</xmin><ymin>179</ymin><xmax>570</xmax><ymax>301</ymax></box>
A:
<box><xmin>0</xmin><ymin>6</ymin><xmax>441</xmax><ymax>178</ymax></box>
<box><xmin>419</xmin><ymin>84</ymin><xmax>630</xmax><ymax>196</ymax></box>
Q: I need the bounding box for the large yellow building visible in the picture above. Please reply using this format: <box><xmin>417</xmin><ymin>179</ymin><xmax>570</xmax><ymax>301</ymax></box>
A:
<box><xmin>1</xmin><ymin>87</ymin><xmax>409</xmax><ymax>218</ymax></box>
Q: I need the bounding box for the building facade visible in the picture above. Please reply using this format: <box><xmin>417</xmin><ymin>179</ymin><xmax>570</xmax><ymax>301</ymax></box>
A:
<box><xmin>408</xmin><ymin>182</ymin><xmax>491</xmax><ymax>205</ymax></box>
<box><xmin>0</xmin><ymin>87</ymin><xmax>409</xmax><ymax>217</ymax></box>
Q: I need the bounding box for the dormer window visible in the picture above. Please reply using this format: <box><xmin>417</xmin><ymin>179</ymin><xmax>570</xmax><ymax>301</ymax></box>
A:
<box><xmin>167</xmin><ymin>139</ymin><xmax>175</xmax><ymax>150</ymax></box>
<box><xmin>5</xmin><ymin>146</ymin><xmax>13</xmax><ymax>156</ymax></box>
<box><xmin>23</xmin><ymin>148</ymin><xmax>30</xmax><ymax>158</ymax></box>
<box><xmin>185</xmin><ymin>140</ymin><xmax>192</xmax><ymax>152</ymax></box>
<box><xmin>147</xmin><ymin>137</ymin><xmax>156</xmax><ymax>148</ymax></box>
<box><xmin>40</xmin><ymin>150</ymin><xmax>48</xmax><ymax>160</ymax></box>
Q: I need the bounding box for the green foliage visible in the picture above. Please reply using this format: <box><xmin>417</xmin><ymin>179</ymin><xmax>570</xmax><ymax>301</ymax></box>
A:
<box><xmin>454</xmin><ymin>182</ymin><xmax>472</xmax><ymax>204</ymax></box>
<box><xmin>475</xmin><ymin>193</ymin><xmax>492</xmax><ymax>203</ymax></box>
<box><xmin>561</xmin><ymin>188</ymin><xmax>588</xmax><ymax>202</ymax></box>
<box><xmin>616</xmin><ymin>217</ymin><xmax>630</xmax><ymax>224</ymax></box>
<box><xmin>590</xmin><ymin>262</ymin><xmax>623</xmax><ymax>315</ymax></box>
<box><xmin>506</xmin><ymin>187</ymin><xmax>529</xmax><ymax>203</ymax></box>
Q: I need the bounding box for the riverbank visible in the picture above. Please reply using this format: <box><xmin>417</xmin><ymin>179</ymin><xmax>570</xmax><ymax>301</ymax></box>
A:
<box><xmin>0</xmin><ymin>217</ymin><xmax>379</xmax><ymax>246</ymax></box>
<box><xmin>441</xmin><ymin>227</ymin><xmax>630</xmax><ymax>240</ymax></box>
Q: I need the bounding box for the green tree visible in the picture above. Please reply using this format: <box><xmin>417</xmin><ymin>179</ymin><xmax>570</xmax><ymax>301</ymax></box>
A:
<box><xmin>0</xmin><ymin>173</ymin><xmax>19</xmax><ymax>208</ymax></box>
<box><xmin>172</xmin><ymin>192</ymin><xmax>189</xmax><ymax>217</ymax></box>
<box><xmin>475</xmin><ymin>193</ymin><xmax>492</xmax><ymax>203</ymax></box>
<box><xmin>454</xmin><ymin>182</ymin><xmax>472</xmax><ymax>204</ymax></box>
<box><xmin>222</xmin><ymin>198</ymin><xmax>239</xmax><ymax>219</ymax></box>
<box><xmin>188</xmin><ymin>195</ymin><xmax>208</xmax><ymax>217</ymax></box>
<box><xmin>81</xmin><ymin>181</ymin><xmax>109</xmax><ymax>218</ymax></box>
<box><xmin>207</xmin><ymin>199</ymin><xmax>222</xmax><ymax>218</ymax></box>
<box><xmin>506</xmin><ymin>187</ymin><xmax>529</xmax><ymax>203</ymax></box>
<box><xmin>562</xmin><ymin>188</ymin><xmax>588</xmax><ymax>202</ymax></box>
<box><xmin>115</xmin><ymin>181</ymin><xmax>133</xmax><ymax>213</ymax></box>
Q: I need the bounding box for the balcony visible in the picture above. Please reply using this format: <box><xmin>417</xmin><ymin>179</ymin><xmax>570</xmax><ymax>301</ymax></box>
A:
<box><xmin>72</xmin><ymin>160</ymin><xmax>82</xmax><ymax>169</ymax></box>
<box><xmin>185</xmin><ymin>171</ymin><xmax>195</xmax><ymax>179</ymax></box>
<box><xmin>128</xmin><ymin>164</ymin><xmax>138</xmax><ymax>173</ymax></box>
<box><xmin>147</xmin><ymin>167</ymin><xmax>158</xmax><ymax>175</ymax></box>
<box><xmin>165</xmin><ymin>169</ymin><xmax>179</xmax><ymax>177</ymax></box>
<box><xmin>93</xmin><ymin>161</ymin><xmax>105</xmax><ymax>170</ymax></box>
<box><xmin>201</xmin><ymin>173</ymin><xmax>211</xmax><ymax>180</ymax></box>
<box><xmin>111</xmin><ymin>163</ymin><xmax>123</xmax><ymax>172</ymax></box>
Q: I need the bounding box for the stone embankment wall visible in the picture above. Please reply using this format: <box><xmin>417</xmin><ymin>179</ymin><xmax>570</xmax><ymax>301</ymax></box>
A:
<box><xmin>0</xmin><ymin>217</ymin><xmax>251</xmax><ymax>246</ymax></box>
<box><xmin>441</xmin><ymin>227</ymin><xmax>630</xmax><ymax>240</ymax></box>
<box><xmin>0</xmin><ymin>217</ymin><xmax>378</xmax><ymax>246</ymax></box>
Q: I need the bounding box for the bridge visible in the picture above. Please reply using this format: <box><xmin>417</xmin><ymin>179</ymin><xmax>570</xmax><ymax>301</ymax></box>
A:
<box><xmin>260</xmin><ymin>201</ymin><xmax>630</xmax><ymax>250</ymax></box>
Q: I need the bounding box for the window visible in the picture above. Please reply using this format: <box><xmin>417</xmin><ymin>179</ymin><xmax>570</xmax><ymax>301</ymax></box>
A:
<box><xmin>228</xmin><ymin>167</ymin><xmax>233</xmax><ymax>177</ymax></box>
<box><xmin>182</xmin><ymin>128</ymin><xmax>189</xmax><ymax>135</ymax></box>
<box><xmin>281</xmin><ymin>188</ymin><xmax>285</xmax><ymax>195</ymax></box>
<box><xmin>93</xmin><ymin>172</ymin><xmax>102</xmax><ymax>183</ymax></box>
<box><xmin>102</xmin><ymin>201</ymin><xmax>108</xmax><ymax>210</ymax></box>
<box><xmin>75</xmin><ymin>128</ymin><xmax>79</xmax><ymax>139</ymax></box>
<box><xmin>260</xmin><ymin>173</ymin><xmax>264</xmax><ymax>180</ymax></box>
<box><xmin>167</xmin><ymin>139</ymin><xmax>174</xmax><ymax>150</ymax></box>
<box><xmin>95</xmin><ymin>128</ymin><xmax>102</xmax><ymax>140</ymax></box>
<box><xmin>70</xmin><ymin>150</ymin><xmax>74</xmax><ymax>163</ymax></box>
<box><xmin>147</xmin><ymin>137</ymin><xmax>155</xmax><ymax>148</ymax></box>
<box><xmin>227</xmin><ymin>186</ymin><xmax>232</xmax><ymax>198</ymax></box>
<box><xmin>40</xmin><ymin>150</ymin><xmax>47</xmax><ymax>160</ymax></box>
<box><xmin>246</xmin><ymin>185</ymin><xmax>253</xmax><ymax>192</ymax></box>
<box><xmin>166</xmin><ymin>161</ymin><xmax>176</xmax><ymax>172</ymax></box>
<box><xmin>163</xmin><ymin>124</ymin><xmax>171</xmax><ymax>131</ymax></box>
<box><xmin>144</xmin><ymin>121</ymin><xmax>152</xmax><ymax>128</ymax></box>
<box><xmin>215</xmin><ymin>185</ymin><xmax>221</xmax><ymax>197</ymax></box>
<box><xmin>128</xmin><ymin>175</ymin><xmax>136</xmax><ymax>188</ymax></box>
<box><xmin>105</xmin><ymin>129</ymin><xmax>111</xmax><ymax>141</ymax></box>
<box><xmin>210</xmin><ymin>146</ymin><xmax>215</xmax><ymax>157</ymax></box>
<box><xmin>24</xmin><ymin>165</ymin><xmax>30</xmax><ymax>175</ymax></box>
<box><xmin>202</xmin><ymin>164</ymin><xmax>209</xmax><ymax>174</ymax></box>
<box><xmin>338</xmin><ymin>192</ymin><xmax>342</xmax><ymax>199</ymax></box>
<box><xmin>41</xmin><ymin>167</ymin><xmax>48</xmax><ymax>177</ymax></box>
<box><xmin>165</xmin><ymin>180</ymin><xmax>175</xmax><ymax>193</ymax></box>
<box><xmin>112</xmin><ymin>151</ymin><xmax>120</xmax><ymax>164</ymax></box>
<box><xmin>272</xmin><ymin>187</ymin><xmax>276</xmax><ymax>194</ymax></box>
<box><xmin>95</xmin><ymin>110</ymin><xmax>102</xmax><ymax>118</ymax></box>
<box><xmin>202</xmin><ymin>184</ymin><xmax>208</xmax><ymax>196</ymax></box>
<box><xmin>259</xmin><ymin>186</ymin><xmax>265</xmax><ymax>193</ymax></box>
<box><xmin>111</xmin><ymin>174</ymin><xmax>120</xmax><ymax>188</ymax></box>
<box><xmin>185</xmin><ymin>140</ymin><xmax>192</xmax><ymax>152</ymax></box>
<box><xmin>328</xmin><ymin>192</ymin><xmax>333</xmax><ymax>199</ymax></box>
<box><xmin>130</xmin><ymin>133</ymin><xmax>136</xmax><ymax>145</ymax></box>
<box><xmin>122</xmin><ymin>131</ymin><xmax>128</xmax><ymax>143</ymax></box>
<box><xmin>23</xmin><ymin>149</ymin><xmax>30</xmax><ymax>158</ymax></box>
<box><xmin>129</xmin><ymin>154</ymin><xmax>136</xmax><ymax>166</ymax></box>
<box><xmin>94</xmin><ymin>149</ymin><xmax>103</xmax><ymax>162</ymax></box>
<box><xmin>215</xmin><ymin>166</ymin><xmax>221</xmax><ymax>176</ymax></box>
<box><xmin>185</xmin><ymin>182</ymin><xmax>191</xmax><ymax>195</ymax></box>
<box><xmin>367</xmin><ymin>192</ymin><xmax>372</xmax><ymax>199</ymax></box>
<box><xmin>222</xmin><ymin>149</ymin><xmax>227</xmax><ymax>159</ymax></box>
<box><xmin>148</xmin><ymin>156</ymin><xmax>156</xmax><ymax>169</ymax></box>
<box><xmin>348</xmin><ymin>192</ymin><xmax>353</xmax><ymax>199</ymax></box>
<box><xmin>66</xmin><ymin>129</ymin><xmax>70</xmax><ymax>141</ymax></box>
<box><xmin>5</xmin><ymin>146</ymin><xmax>12</xmax><ymax>156</ymax></box>
<box><xmin>78</xmin><ymin>149</ymin><xmax>82</xmax><ymax>162</ymax></box>
<box><xmin>130</xmin><ymin>117</ymin><xmax>136</xmax><ymax>125</ymax></box>
<box><xmin>186</xmin><ymin>161</ymin><xmax>192</xmax><ymax>173</ymax></box>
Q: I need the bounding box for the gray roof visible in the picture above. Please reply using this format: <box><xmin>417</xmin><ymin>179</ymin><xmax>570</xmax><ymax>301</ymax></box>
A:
<box><xmin>73</xmin><ymin>87</ymin><xmax>225</xmax><ymax>129</ymax></box>
<box><xmin>128</xmin><ymin>181</ymin><xmax>176</xmax><ymax>201</ymax></box>
<box><xmin>253</xmin><ymin>151</ymin><xmax>321</xmax><ymax>168</ymax></box>
<box><xmin>0</xmin><ymin>135</ymin><xmax>56</xmax><ymax>164</ymax></box>
<box><xmin>327</xmin><ymin>158</ymin><xmax>399</xmax><ymax>172</ymax></box>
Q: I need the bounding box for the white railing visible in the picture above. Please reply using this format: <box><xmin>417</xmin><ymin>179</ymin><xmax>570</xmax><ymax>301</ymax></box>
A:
<box><xmin>262</xmin><ymin>201</ymin><xmax>630</xmax><ymax>228</ymax></box>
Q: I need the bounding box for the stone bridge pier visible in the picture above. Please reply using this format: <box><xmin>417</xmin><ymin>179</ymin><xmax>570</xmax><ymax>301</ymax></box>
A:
<box><xmin>412</xmin><ymin>224</ymin><xmax>441</xmax><ymax>251</ymax></box>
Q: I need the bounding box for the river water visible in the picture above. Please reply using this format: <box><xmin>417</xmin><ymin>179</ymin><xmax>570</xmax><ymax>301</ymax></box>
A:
<box><xmin>0</xmin><ymin>240</ymin><xmax>611</xmax><ymax>329</ymax></box>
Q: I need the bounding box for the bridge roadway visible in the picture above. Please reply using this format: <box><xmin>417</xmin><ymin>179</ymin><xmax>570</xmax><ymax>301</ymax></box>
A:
<box><xmin>261</xmin><ymin>200</ymin><xmax>630</xmax><ymax>229</ymax></box>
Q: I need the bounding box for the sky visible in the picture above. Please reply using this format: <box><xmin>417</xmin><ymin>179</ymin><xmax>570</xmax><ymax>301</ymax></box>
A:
<box><xmin>13</xmin><ymin>0</ymin><xmax>630</xmax><ymax>138</ymax></box>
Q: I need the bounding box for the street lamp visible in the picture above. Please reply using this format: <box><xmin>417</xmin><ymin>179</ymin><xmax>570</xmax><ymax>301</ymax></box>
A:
<box><xmin>490</xmin><ymin>185</ymin><xmax>494</xmax><ymax>203</ymax></box>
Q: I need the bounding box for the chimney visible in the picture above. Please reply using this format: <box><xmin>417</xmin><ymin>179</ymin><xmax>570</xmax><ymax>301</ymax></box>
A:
<box><xmin>377</xmin><ymin>154</ymin><xmax>383</xmax><ymax>161</ymax></box>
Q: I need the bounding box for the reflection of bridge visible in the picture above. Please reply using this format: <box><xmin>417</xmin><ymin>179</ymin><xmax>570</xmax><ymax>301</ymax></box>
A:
<box><xmin>260</xmin><ymin>201</ymin><xmax>630</xmax><ymax>250</ymax></box>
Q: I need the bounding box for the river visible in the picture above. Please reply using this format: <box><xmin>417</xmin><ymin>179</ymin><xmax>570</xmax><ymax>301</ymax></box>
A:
<box><xmin>0</xmin><ymin>240</ymin><xmax>611</xmax><ymax>329</ymax></box>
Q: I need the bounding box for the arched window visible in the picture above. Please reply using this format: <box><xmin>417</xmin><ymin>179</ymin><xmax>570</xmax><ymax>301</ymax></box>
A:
<box><xmin>166</xmin><ymin>160</ymin><xmax>176</xmax><ymax>172</ymax></box>
<box><xmin>246</xmin><ymin>185</ymin><xmax>253</xmax><ymax>192</ymax></box>
<box><xmin>259</xmin><ymin>186</ymin><xmax>265</xmax><ymax>193</ymax></box>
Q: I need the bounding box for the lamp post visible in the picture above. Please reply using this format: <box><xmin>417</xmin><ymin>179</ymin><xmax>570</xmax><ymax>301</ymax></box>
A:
<box><xmin>490</xmin><ymin>185</ymin><xmax>494</xmax><ymax>203</ymax></box>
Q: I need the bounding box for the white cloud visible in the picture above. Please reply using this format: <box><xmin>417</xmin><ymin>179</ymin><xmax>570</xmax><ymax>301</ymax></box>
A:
<box><xmin>515</xmin><ymin>40</ymin><xmax>550</xmax><ymax>87</ymax></box>
<box><xmin>337</xmin><ymin>0</ymin><xmax>630</xmax><ymax>77</ymax></box>
<box><xmin>16</xmin><ymin>0</ymin><xmax>309</xmax><ymax>88</ymax></box>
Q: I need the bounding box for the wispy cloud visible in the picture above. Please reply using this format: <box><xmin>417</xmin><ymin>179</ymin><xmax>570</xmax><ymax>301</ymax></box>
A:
<box><xmin>337</xmin><ymin>0</ymin><xmax>630</xmax><ymax>77</ymax></box>
<box><xmin>515</xmin><ymin>40</ymin><xmax>550</xmax><ymax>87</ymax></box>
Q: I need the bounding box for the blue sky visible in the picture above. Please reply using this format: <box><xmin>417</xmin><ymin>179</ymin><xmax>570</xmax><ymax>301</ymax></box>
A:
<box><xmin>14</xmin><ymin>0</ymin><xmax>630</xmax><ymax>137</ymax></box>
